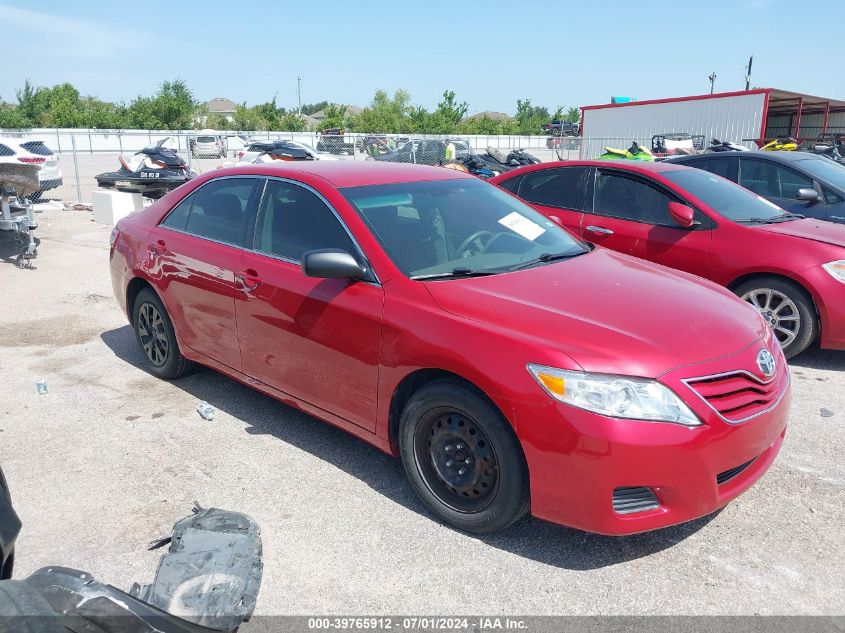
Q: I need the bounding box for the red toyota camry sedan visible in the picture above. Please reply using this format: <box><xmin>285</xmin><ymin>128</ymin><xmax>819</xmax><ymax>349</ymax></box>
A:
<box><xmin>110</xmin><ymin>162</ymin><xmax>789</xmax><ymax>535</ymax></box>
<box><xmin>493</xmin><ymin>161</ymin><xmax>845</xmax><ymax>358</ymax></box>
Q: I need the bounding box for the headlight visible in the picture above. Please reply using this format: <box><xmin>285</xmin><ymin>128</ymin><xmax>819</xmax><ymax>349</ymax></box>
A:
<box><xmin>527</xmin><ymin>364</ymin><xmax>701</xmax><ymax>426</ymax></box>
<box><xmin>822</xmin><ymin>260</ymin><xmax>845</xmax><ymax>283</ymax></box>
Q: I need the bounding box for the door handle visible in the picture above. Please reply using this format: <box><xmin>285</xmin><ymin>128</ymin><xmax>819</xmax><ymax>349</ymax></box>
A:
<box><xmin>585</xmin><ymin>225</ymin><xmax>614</xmax><ymax>236</ymax></box>
<box><xmin>236</xmin><ymin>269</ymin><xmax>262</xmax><ymax>292</ymax></box>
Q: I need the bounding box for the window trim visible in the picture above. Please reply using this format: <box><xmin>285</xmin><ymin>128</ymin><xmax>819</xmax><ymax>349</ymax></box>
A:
<box><xmin>592</xmin><ymin>168</ymin><xmax>715</xmax><ymax>230</ymax></box>
<box><xmin>517</xmin><ymin>166</ymin><xmax>590</xmax><ymax>212</ymax></box>
<box><xmin>247</xmin><ymin>176</ymin><xmax>380</xmax><ymax>285</ymax></box>
<box><xmin>157</xmin><ymin>175</ymin><xmax>263</xmax><ymax>248</ymax></box>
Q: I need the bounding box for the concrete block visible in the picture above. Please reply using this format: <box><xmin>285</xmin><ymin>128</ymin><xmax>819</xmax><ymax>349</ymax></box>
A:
<box><xmin>92</xmin><ymin>189</ymin><xmax>144</xmax><ymax>225</ymax></box>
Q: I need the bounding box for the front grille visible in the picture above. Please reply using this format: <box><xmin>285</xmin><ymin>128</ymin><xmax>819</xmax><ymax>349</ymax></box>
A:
<box><xmin>716</xmin><ymin>457</ymin><xmax>756</xmax><ymax>485</ymax></box>
<box><xmin>685</xmin><ymin>371</ymin><xmax>782</xmax><ymax>423</ymax></box>
<box><xmin>612</xmin><ymin>487</ymin><xmax>660</xmax><ymax>514</ymax></box>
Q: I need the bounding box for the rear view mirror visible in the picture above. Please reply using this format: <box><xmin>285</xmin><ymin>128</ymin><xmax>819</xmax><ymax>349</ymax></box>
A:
<box><xmin>668</xmin><ymin>202</ymin><xmax>697</xmax><ymax>228</ymax></box>
<box><xmin>302</xmin><ymin>249</ymin><xmax>365</xmax><ymax>280</ymax></box>
<box><xmin>797</xmin><ymin>188</ymin><xmax>819</xmax><ymax>203</ymax></box>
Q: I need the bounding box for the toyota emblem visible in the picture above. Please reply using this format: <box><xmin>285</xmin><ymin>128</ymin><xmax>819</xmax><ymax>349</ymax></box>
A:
<box><xmin>757</xmin><ymin>349</ymin><xmax>776</xmax><ymax>377</ymax></box>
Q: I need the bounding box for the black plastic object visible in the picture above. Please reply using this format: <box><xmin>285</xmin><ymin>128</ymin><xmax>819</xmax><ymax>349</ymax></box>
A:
<box><xmin>302</xmin><ymin>248</ymin><xmax>365</xmax><ymax>280</ymax></box>
<box><xmin>130</xmin><ymin>506</ymin><xmax>262</xmax><ymax>630</ymax></box>
<box><xmin>0</xmin><ymin>506</ymin><xmax>262</xmax><ymax>633</ymax></box>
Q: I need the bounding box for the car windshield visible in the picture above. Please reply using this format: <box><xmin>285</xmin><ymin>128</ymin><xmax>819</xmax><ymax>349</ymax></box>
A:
<box><xmin>663</xmin><ymin>169</ymin><xmax>789</xmax><ymax>222</ymax></box>
<box><xmin>796</xmin><ymin>157</ymin><xmax>845</xmax><ymax>190</ymax></box>
<box><xmin>341</xmin><ymin>178</ymin><xmax>589</xmax><ymax>279</ymax></box>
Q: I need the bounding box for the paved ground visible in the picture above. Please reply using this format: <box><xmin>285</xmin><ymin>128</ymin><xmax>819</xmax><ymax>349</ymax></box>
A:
<box><xmin>0</xmin><ymin>207</ymin><xmax>843</xmax><ymax>619</ymax></box>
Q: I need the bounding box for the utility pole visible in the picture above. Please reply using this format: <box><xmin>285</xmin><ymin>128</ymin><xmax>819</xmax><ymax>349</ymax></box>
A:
<box><xmin>745</xmin><ymin>56</ymin><xmax>753</xmax><ymax>91</ymax></box>
<box><xmin>297</xmin><ymin>76</ymin><xmax>302</xmax><ymax>116</ymax></box>
<box><xmin>709</xmin><ymin>72</ymin><xmax>717</xmax><ymax>94</ymax></box>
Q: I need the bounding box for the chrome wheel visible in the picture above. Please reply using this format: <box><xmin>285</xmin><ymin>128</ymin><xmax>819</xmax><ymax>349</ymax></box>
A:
<box><xmin>137</xmin><ymin>302</ymin><xmax>169</xmax><ymax>367</ymax></box>
<box><xmin>741</xmin><ymin>287</ymin><xmax>800</xmax><ymax>349</ymax></box>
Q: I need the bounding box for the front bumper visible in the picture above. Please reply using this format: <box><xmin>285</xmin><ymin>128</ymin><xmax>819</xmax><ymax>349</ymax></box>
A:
<box><xmin>805</xmin><ymin>266</ymin><xmax>845</xmax><ymax>350</ymax></box>
<box><xmin>513</xmin><ymin>341</ymin><xmax>790</xmax><ymax>535</ymax></box>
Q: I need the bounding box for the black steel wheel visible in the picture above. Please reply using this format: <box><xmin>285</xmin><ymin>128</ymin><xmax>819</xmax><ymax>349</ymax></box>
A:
<box><xmin>132</xmin><ymin>287</ymin><xmax>194</xmax><ymax>379</ymax></box>
<box><xmin>414</xmin><ymin>408</ymin><xmax>499</xmax><ymax>513</ymax></box>
<box><xmin>399</xmin><ymin>380</ymin><xmax>529</xmax><ymax>533</ymax></box>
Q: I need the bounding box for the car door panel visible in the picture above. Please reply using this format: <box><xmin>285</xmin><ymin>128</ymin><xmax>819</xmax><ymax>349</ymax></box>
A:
<box><xmin>584</xmin><ymin>169</ymin><xmax>712</xmax><ymax>274</ymax></box>
<box><xmin>235</xmin><ymin>179</ymin><xmax>383</xmax><ymax>431</ymax></box>
<box><xmin>150</xmin><ymin>177</ymin><xmax>260</xmax><ymax>371</ymax></box>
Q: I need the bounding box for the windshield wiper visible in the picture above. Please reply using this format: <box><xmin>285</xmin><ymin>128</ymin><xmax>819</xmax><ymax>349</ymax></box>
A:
<box><xmin>410</xmin><ymin>267</ymin><xmax>501</xmax><ymax>281</ymax></box>
<box><xmin>734</xmin><ymin>213</ymin><xmax>804</xmax><ymax>224</ymax></box>
<box><xmin>509</xmin><ymin>251</ymin><xmax>586</xmax><ymax>271</ymax></box>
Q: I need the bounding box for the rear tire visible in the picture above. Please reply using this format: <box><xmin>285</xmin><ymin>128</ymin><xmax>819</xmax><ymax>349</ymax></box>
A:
<box><xmin>734</xmin><ymin>277</ymin><xmax>817</xmax><ymax>359</ymax></box>
<box><xmin>132</xmin><ymin>287</ymin><xmax>194</xmax><ymax>379</ymax></box>
<box><xmin>398</xmin><ymin>380</ymin><xmax>529</xmax><ymax>534</ymax></box>
<box><xmin>0</xmin><ymin>580</ymin><xmax>66</xmax><ymax>632</ymax></box>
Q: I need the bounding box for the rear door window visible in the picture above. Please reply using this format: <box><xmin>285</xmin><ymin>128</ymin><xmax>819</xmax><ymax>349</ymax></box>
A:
<box><xmin>178</xmin><ymin>177</ymin><xmax>259</xmax><ymax>245</ymax></box>
<box><xmin>518</xmin><ymin>167</ymin><xmax>589</xmax><ymax>211</ymax></box>
<box><xmin>693</xmin><ymin>157</ymin><xmax>735</xmax><ymax>181</ymax></box>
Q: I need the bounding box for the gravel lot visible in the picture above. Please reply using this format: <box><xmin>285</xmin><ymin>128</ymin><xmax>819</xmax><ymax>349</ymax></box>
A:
<box><xmin>0</xmin><ymin>206</ymin><xmax>843</xmax><ymax>620</ymax></box>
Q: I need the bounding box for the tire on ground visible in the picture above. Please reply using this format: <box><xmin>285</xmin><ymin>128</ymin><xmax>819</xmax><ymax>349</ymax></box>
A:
<box><xmin>132</xmin><ymin>287</ymin><xmax>194</xmax><ymax>379</ymax></box>
<box><xmin>734</xmin><ymin>276</ymin><xmax>817</xmax><ymax>358</ymax></box>
<box><xmin>398</xmin><ymin>379</ymin><xmax>529</xmax><ymax>534</ymax></box>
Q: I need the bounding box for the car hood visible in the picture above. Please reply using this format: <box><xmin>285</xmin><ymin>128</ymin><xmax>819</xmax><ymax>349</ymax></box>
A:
<box><xmin>424</xmin><ymin>248</ymin><xmax>768</xmax><ymax>378</ymax></box>
<box><xmin>756</xmin><ymin>217</ymin><xmax>845</xmax><ymax>248</ymax></box>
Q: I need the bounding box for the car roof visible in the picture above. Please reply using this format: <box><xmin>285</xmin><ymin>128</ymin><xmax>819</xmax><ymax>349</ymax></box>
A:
<box><xmin>218</xmin><ymin>160</ymin><xmax>474</xmax><ymax>187</ymax></box>
<box><xmin>492</xmin><ymin>160</ymin><xmax>692</xmax><ymax>183</ymax></box>
<box><xmin>666</xmin><ymin>150</ymin><xmax>821</xmax><ymax>165</ymax></box>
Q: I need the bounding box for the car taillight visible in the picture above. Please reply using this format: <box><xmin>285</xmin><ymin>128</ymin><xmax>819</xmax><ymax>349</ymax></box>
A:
<box><xmin>18</xmin><ymin>157</ymin><xmax>45</xmax><ymax>164</ymax></box>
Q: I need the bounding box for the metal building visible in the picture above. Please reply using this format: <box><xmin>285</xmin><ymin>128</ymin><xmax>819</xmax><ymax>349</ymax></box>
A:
<box><xmin>579</xmin><ymin>88</ymin><xmax>845</xmax><ymax>159</ymax></box>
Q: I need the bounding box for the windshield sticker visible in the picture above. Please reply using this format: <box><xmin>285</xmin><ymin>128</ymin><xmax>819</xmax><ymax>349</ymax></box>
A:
<box><xmin>498</xmin><ymin>212</ymin><xmax>546</xmax><ymax>240</ymax></box>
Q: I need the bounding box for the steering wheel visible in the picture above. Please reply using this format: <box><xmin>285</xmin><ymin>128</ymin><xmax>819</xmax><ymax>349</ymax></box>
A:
<box><xmin>457</xmin><ymin>230</ymin><xmax>493</xmax><ymax>256</ymax></box>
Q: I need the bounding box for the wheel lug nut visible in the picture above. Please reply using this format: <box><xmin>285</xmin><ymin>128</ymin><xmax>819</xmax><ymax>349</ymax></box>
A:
<box><xmin>446</xmin><ymin>460</ymin><xmax>453</xmax><ymax>467</ymax></box>
<box><xmin>445</xmin><ymin>445</ymin><xmax>453</xmax><ymax>452</ymax></box>
<box><xmin>464</xmin><ymin>458</ymin><xmax>471</xmax><ymax>464</ymax></box>
<box><xmin>458</xmin><ymin>468</ymin><xmax>466</xmax><ymax>475</ymax></box>
<box><xmin>456</xmin><ymin>443</ymin><xmax>463</xmax><ymax>450</ymax></box>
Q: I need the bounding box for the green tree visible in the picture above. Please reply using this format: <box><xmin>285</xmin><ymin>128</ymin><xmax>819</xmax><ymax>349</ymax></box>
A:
<box><xmin>350</xmin><ymin>89</ymin><xmax>413</xmax><ymax>133</ymax></box>
<box><xmin>127</xmin><ymin>79</ymin><xmax>197</xmax><ymax>129</ymax></box>
<box><xmin>301</xmin><ymin>101</ymin><xmax>329</xmax><ymax>116</ymax></box>
<box><xmin>316</xmin><ymin>103</ymin><xmax>347</xmax><ymax>131</ymax></box>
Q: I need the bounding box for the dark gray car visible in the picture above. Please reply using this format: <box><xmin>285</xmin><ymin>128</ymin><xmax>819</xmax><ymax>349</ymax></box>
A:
<box><xmin>666</xmin><ymin>151</ymin><xmax>845</xmax><ymax>224</ymax></box>
<box><xmin>0</xmin><ymin>466</ymin><xmax>20</xmax><ymax>579</ymax></box>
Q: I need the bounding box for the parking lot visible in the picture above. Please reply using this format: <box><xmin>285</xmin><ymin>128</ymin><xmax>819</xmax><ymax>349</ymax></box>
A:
<box><xmin>0</xmin><ymin>206</ymin><xmax>843</xmax><ymax>618</ymax></box>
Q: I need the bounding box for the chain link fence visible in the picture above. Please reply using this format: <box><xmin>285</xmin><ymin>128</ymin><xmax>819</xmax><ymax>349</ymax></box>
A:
<box><xmin>0</xmin><ymin>128</ymin><xmax>641</xmax><ymax>204</ymax></box>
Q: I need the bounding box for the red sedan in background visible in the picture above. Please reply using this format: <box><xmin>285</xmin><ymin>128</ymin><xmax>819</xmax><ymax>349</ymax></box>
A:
<box><xmin>111</xmin><ymin>162</ymin><xmax>788</xmax><ymax>535</ymax></box>
<box><xmin>493</xmin><ymin>161</ymin><xmax>845</xmax><ymax>358</ymax></box>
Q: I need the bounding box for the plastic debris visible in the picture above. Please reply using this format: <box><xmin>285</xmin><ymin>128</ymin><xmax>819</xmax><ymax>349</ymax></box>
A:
<box><xmin>196</xmin><ymin>401</ymin><xmax>215</xmax><ymax>420</ymax></box>
<box><xmin>819</xmin><ymin>408</ymin><xmax>834</xmax><ymax>418</ymax></box>
<box><xmin>35</xmin><ymin>378</ymin><xmax>47</xmax><ymax>395</ymax></box>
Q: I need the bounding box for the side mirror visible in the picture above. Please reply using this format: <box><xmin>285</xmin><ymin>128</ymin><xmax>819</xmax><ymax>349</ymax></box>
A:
<box><xmin>302</xmin><ymin>249</ymin><xmax>365</xmax><ymax>280</ymax></box>
<box><xmin>797</xmin><ymin>188</ymin><xmax>819</xmax><ymax>203</ymax></box>
<box><xmin>668</xmin><ymin>201</ymin><xmax>697</xmax><ymax>228</ymax></box>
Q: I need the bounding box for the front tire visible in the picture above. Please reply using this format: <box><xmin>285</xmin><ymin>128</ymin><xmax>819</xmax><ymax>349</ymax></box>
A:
<box><xmin>132</xmin><ymin>287</ymin><xmax>194</xmax><ymax>379</ymax></box>
<box><xmin>398</xmin><ymin>380</ymin><xmax>529</xmax><ymax>534</ymax></box>
<box><xmin>735</xmin><ymin>277</ymin><xmax>817</xmax><ymax>358</ymax></box>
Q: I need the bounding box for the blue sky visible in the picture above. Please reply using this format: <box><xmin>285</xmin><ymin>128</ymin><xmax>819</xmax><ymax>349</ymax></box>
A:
<box><xmin>0</xmin><ymin>0</ymin><xmax>842</xmax><ymax>114</ymax></box>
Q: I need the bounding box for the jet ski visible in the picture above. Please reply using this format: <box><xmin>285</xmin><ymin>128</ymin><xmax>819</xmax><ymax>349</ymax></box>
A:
<box><xmin>246</xmin><ymin>140</ymin><xmax>316</xmax><ymax>163</ymax></box>
<box><xmin>478</xmin><ymin>147</ymin><xmax>541</xmax><ymax>172</ymax></box>
<box><xmin>96</xmin><ymin>138</ymin><xmax>196</xmax><ymax>199</ymax></box>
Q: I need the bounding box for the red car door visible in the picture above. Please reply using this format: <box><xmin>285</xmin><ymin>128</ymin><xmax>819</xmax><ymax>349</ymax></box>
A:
<box><xmin>151</xmin><ymin>176</ymin><xmax>261</xmax><ymax>371</ymax></box>
<box><xmin>582</xmin><ymin>168</ymin><xmax>712</xmax><ymax>277</ymax></box>
<box><xmin>235</xmin><ymin>179</ymin><xmax>383</xmax><ymax>432</ymax></box>
<box><xmin>512</xmin><ymin>166</ymin><xmax>591</xmax><ymax>237</ymax></box>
